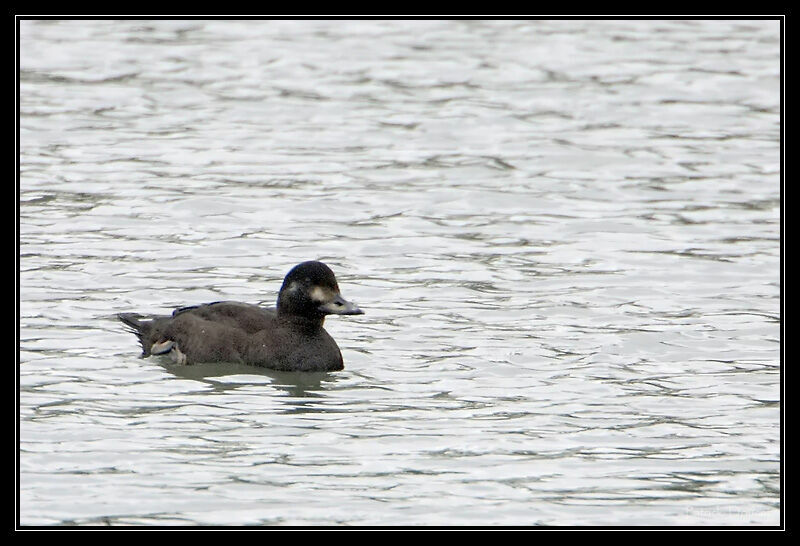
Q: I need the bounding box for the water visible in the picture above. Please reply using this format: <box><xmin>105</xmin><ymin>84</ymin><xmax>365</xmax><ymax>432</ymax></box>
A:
<box><xmin>18</xmin><ymin>19</ymin><xmax>781</xmax><ymax>526</ymax></box>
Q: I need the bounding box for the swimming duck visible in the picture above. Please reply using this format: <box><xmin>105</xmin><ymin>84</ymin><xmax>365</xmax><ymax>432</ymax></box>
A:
<box><xmin>118</xmin><ymin>261</ymin><xmax>363</xmax><ymax>371</ymax></box>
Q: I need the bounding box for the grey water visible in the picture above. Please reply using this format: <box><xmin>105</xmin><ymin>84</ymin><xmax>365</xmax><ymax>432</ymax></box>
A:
<box><xmin>18</xmin><ymin>19</ymin><xmax>781</xmax><ymax>526</ymax></box>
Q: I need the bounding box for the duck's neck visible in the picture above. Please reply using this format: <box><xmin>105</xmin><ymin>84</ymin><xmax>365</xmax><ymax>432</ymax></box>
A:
<box><xmin>277</xmin><ymin>311</ymin><xmax>325</xmax><ymax>331</ymax></box>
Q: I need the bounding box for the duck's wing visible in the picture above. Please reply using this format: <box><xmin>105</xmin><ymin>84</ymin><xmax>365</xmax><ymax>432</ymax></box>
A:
<box><xmin>119</xmin><ymin>302</ymin><xmax>277</xmax><ymax>362</ymax></box>
<box><xmin>171</xmin><ymin>301</ymin><xmax>276</xmax><ymax>334</ymax></box>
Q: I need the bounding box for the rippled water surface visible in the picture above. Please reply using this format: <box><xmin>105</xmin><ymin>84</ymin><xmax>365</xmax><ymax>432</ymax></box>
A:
<box><xmin>18</xmin><ymin>19</ymin><xmax>781</xmax><ymax>526</ymax></box>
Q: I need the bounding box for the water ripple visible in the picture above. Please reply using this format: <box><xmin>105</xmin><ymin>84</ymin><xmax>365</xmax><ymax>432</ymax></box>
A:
<box><xmin>19</xmin><ymin>19</ymin><xmax>780</xmax><ymax>527</ymax></box>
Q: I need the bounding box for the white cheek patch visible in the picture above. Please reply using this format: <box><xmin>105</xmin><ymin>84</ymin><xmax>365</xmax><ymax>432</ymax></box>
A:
<box><xmin>309</xmin><ymin>286</ymin><xmax>332</xmax><ymax>303</ymax></box>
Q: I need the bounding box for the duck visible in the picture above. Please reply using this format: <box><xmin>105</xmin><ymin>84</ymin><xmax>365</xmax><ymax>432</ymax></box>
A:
<box><xmin>118</xmin><ymin>261</ymin><xmax>363</xmax><ymax>371</ymax></box>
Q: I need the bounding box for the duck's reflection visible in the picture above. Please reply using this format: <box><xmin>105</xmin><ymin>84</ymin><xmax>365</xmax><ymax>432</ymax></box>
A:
<box><xmin>158</xmin><ymin>359</ymin><xmax>344</xmax><ymax>412</ymax></box>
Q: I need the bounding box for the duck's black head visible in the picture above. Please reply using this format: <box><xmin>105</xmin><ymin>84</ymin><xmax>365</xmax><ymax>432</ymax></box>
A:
<box><xmin>277</xmin><ymin>261</ymin><xmax>363</xmax><ymax>322</ymax></box>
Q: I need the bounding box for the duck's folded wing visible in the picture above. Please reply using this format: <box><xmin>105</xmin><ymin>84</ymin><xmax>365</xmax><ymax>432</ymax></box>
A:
<box><xmin>172</xmin><ymin>301</ymin><xmax>276</xmax><ymax>333</ymax></box>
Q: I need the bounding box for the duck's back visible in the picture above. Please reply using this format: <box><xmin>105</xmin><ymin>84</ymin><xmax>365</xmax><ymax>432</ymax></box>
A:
<box><xmin>173</xmin><ymin>301</ymin><xmax>276</xmax><ymax>333</ymax></box>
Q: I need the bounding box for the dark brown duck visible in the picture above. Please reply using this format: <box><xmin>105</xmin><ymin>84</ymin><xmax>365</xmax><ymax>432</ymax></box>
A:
<box><xmin>118</xmin><ymin>261</ymin><xmax>363</xmax><ymax>371</ymax></box>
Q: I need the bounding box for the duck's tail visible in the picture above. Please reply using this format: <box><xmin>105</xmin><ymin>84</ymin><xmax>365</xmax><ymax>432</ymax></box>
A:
<box><xmin>118</xmin><ymin>313</ymin><xmax>166</xmax><ymax>357</ymax></box>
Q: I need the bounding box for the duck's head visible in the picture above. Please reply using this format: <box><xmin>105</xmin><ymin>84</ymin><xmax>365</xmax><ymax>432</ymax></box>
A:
<box><xmin>277</xmin><ymin>261</ymin><xmax>363</xmax><ymax>320</ymax></box>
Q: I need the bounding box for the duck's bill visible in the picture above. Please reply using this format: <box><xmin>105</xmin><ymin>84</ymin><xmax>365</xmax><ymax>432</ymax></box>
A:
<box><xmin>318</xmin><ymin>294</ymin><xmax>364</xmax><ymax>315</ymax></box>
